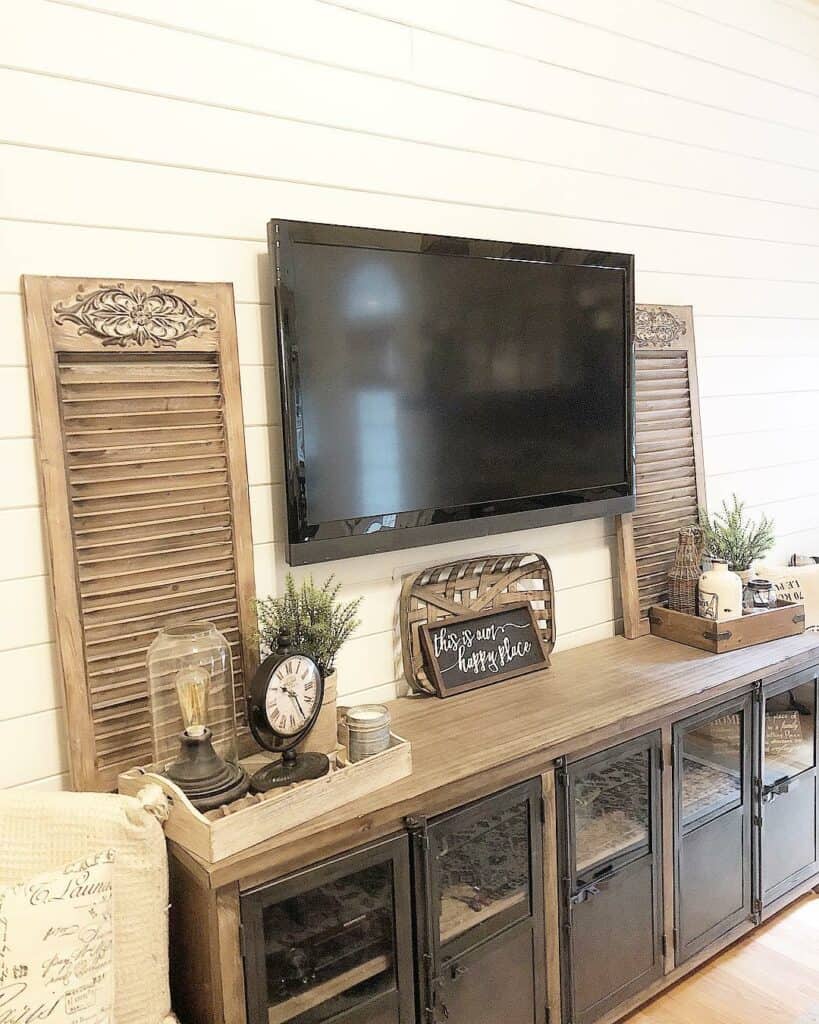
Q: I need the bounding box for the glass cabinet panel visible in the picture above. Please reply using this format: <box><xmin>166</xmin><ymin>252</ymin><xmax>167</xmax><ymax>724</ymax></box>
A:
<box><xmin>764</xmin><ymin>681</ymin><xmax>816</xmax><ymax>785</ymax></box>
<box><xmin>574</xmin><ymin>748</ymin><xmax>650</xmax><ymax>874</ymax></box>
<box><xmin>681</xmin><ymin>710</ymin><xmax>743</xmax><ymax>828</ymax></box>
<box><xmin>241</xmin><ymin>838</ymin><xmax>414</xmax><ymax>1024</ymax></box>
<box><xmin>435</xmin><ymin>798</ymin><xmax>531</xmax><ymax>946</ymax></box>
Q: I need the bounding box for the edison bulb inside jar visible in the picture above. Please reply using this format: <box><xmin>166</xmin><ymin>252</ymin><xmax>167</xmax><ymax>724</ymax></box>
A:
<box><xmin>175</xmin><ymin>665</ymin><xmax>210</xmax><ymax>737</ymax></box>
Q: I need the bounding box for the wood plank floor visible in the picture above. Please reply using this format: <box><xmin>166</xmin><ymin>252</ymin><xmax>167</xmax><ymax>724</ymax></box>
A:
<box><xmin>627</xmin><ymin>894</ymin><xmax>819</xmax><ymax>1024</ymax></box>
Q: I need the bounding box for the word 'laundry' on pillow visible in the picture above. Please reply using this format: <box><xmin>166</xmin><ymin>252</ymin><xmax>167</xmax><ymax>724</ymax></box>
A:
<box><xmin>0</xmin><ymin>850</ymin><xmax>115</xmax><ymax>1024</ymax></box>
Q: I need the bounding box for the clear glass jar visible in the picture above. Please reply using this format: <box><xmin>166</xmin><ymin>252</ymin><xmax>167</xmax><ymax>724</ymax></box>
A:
<box><xmin>146</xmin><ymin>621</ymin><xmax>241</xmax><ymax>770</ymax></box>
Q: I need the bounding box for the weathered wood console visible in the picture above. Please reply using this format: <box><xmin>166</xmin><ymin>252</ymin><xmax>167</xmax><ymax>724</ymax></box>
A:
<box><xmin>167</xmin><ymin>632</ymin><xmax>819</xmax><ymax>1024</ymax></box>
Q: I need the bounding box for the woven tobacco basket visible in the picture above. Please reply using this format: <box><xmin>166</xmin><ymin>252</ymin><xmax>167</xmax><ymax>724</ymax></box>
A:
<box><xmin>399</xmin><ymin>552</ymin><xmax>555</xmax><ymax>695</ymax></box>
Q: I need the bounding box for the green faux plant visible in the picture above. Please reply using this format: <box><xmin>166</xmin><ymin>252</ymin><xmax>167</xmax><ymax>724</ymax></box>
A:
<box><xmin>698</xmin><ymin>494</ymin><xmax>775</xmax><ymax>573</ymax></box>
<box><xmin>254</xmin><ymin>573</ymin><xmax>362</xmax><ymax>674</ymax></box>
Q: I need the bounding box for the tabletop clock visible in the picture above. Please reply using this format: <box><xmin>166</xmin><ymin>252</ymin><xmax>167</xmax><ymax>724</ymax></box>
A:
<box><xmin>247</xmin><ymin>631</ymin><xmax>329</xmax><ymax>792</ymax></box>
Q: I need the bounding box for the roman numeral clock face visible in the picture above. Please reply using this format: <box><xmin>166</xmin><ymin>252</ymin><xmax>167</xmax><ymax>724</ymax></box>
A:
<box><xmin>264</xmin><ymin>656</ymin><xmax>321</xmax><ymax>737</ymax></box>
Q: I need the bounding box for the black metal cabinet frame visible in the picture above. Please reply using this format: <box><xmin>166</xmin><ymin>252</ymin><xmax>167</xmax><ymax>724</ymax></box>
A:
<box><xmin>408</xmin><ymin>778</ymin><xmax>546</xmax><ymax>1024</ymax></box>
<box><xmin>757</xmin><ymin>665</ymin><xmax>819</xmax><ymax>907</ymax></box>
<box><xmin>241</xmin><ymin>834</ymin><xmax>415</xmax><ymax>1024</ymax></box>
<box><xmin>673</xmin><ymin>693</ymin><xmax>753</xmax><ymax>963</ymax></box>
<box><xmin>557</xmin><ymin>732</ymin><xmax>664</xmax><ymax>1024</ymax></box>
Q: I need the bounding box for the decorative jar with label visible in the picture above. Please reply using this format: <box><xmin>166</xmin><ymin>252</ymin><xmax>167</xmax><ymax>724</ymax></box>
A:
<box><xmin>698</xmin><ymin>560</ymin><xmax>743</xmax><ymax>622</ymax></box>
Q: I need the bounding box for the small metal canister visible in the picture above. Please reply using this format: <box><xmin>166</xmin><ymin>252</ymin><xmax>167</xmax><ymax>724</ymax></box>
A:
<box><xmin>345</xmin><ymin>705</ymin><xmax>391</xmax><ymax>762</ymax></box>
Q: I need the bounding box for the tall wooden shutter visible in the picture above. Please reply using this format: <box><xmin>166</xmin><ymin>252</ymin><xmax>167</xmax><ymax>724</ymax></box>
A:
<box><xmin>22</xmin><ymin>277</ymin><xmax>257</xmax><ymax>791</ymax></box>
<box><xmin>617</xmin><ymin>305</ymin><xmax>705</xmax><ymax>638</ymax></box>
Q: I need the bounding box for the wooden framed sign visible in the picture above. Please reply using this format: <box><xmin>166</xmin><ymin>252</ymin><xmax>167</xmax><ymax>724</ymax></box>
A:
<box><xmin>419</xmin><ymin>602</ymin><xmax>550</xmax><ymax>698</ymax></box>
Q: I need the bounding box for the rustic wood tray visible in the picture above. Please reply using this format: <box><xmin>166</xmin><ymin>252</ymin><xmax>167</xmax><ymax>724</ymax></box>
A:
<box><xmin>118</xmin><ymin>733</ymin><xmax>411</xmax><ymax>864</ymax></box>
<box><xmin>649</xmin><ymin>600</ymin><xmax>805</xmax><ymax>654</ymax></box>
<box><xmin>399</xmin><ymin>553</ymin><xmax>555</xmax><ymax>695</ymax></box>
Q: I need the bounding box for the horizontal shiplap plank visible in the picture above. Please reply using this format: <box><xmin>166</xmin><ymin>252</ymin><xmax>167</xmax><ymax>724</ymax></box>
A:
<box><xmin>554</xmin><ymin>618</ymin><xmax>621</xmax><ymax>653</ymax></box>
<box><xmin>41</xmin><ymin>0</ymin><xmax>819</xmax><ymax>169</ymax></box>
<box><xmin>406</xmin><ymin>13</ymin><xmax>819</xmax><ymax>169</ymax></box>
<box><xmin>235</xmin><ymin>302</ymin><xmax>276</xmax><ymax>366</ymax></box>
<box><xmin>55</xmin><ymin>0</ymin><xmax>415</xmax><ymax>79</ymax></box>
<box><xmin>3</xmin><ymin>2</ymin><xmax>819</xmax><ymax>210</ymax></box>
<box><xmin>0</xmin><ymin>577</ymin><xmax>53</xmax><ymax>651</ymax></box>
<box><xmin>244</xmin><ymin>425</ymin><xmax>284</xmax><ymax>487</ymax></box>
<box><xmin>705</xmin><ymin>430</ymin><xmax>819</xmax><ymax>476</ymax></box>
<box><xmin>0</xmin><ymin>507</ymin><xmax>46</xmax><ymax>580</ymax></box>
<box><xmin>10</xmin><ymin>772</ymin><xmax>70</xmax><ymax>792</ymax></box>
<box><xmin>701</xmin><ymin>391</ymin><xmax>819</xmax><ymax>437</ymax></box>
<box><xmin>694</xmin><ymin>316</ymin><xmax>819</xmax><ymax>357</ymax></box>
<box><xmin>71</xmin><ymin>0</ymin><xmax>819</xmax><ymax>100</ymax></box>
<box><xmin>0</xmin><ymin>367</ymin><xmax>33</xmax><ymax>439</ymax></box>
<box><xmin>0</xmin><ymin>708</ymin><xmax>67</xmax><ymax>787</ymax></box>
<box><xmin>249</xmin><ymin>484</ymin><xmax>281</xmax><ymax>549</ymax></box>
<box><xmin>708</xmin><ymin>459</ymin><xmax>819</xmax><ymax>509</ymax></box>
<box><xmin>772</xmin><ymin>525</ymin><xmax>819</xmax><ymax>563</ymax></box>
<box><xmin>256</xmin><ymin>515</ymin><xmax>616</xmax><ymax>592</ymax></box>
<box><xmin>0</xmin><ymin>294</ymin><xmax>26</xmax><ymax>366</ymax></box>
<box><xmin>238</xmin><ymin>364</ymin><xmax>278</xmax><ymax>427</ymax></box>
<box><xmin>0</xmin><ymin>439</ymin><xmax>41</xmax><ymax>509</ymax></box>
<box><xmin>0</xmin><ymin>643</ymin><xmax>60</xmax><ymax>720</ymax></box>
<box><xmin>322</xmin><ymin>0</ymin><xmax>819</xmax><ymax>133</ymax></box>
<box><xmin>665</xmin><ymin>0</ymin><xmax>819</xmax><ymax>63</ymax></box>
<box><xmin>4</xmin><ymin>147</ymin><xmax>819</xmax><ymax>284</ymax></box>
<box><xmin>508</xmin><ymin>0</ymin><xmax>819</xmax><ymax>94</ymax></box>
<box><xmin>699</xmin><ymin>356</ymin><xmax>819</xmax><ymax>397</ymax></box>
<box><xmin>3</xmin><ymin>69</ymin><xmax>818</xmax><ymax>245</ymax></box>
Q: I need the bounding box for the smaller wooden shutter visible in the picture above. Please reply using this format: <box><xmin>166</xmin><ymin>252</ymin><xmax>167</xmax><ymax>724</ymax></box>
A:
<box><xmin>22</xmin><ymin>277</ymin><xmax>258</xmax><ymax>791</ymax></box>
<box><xmin>617</xmin><ymin>305</ymin><xmax>705</xmax><ymax>638</ymax></box>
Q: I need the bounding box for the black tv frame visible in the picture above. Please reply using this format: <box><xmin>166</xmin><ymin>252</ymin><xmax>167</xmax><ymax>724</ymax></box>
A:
<box><xmin>270</xmin><ymin>219</ymin><xmax>636</xmax><ymax>566</ymax></box>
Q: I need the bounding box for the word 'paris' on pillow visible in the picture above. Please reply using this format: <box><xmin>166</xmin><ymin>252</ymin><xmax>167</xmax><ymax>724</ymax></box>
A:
<box><xmin>0</xmin><ymin>850</ymin><xmax>115</xmax><ymax>1024</ymax></box>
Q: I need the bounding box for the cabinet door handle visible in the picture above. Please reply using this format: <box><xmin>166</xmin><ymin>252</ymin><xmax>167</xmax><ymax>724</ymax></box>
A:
<box><xmin>763</xmin><ymin>776</ymin><xmax>793</xmax><ymax>802</ymax></box>
<box><xmin>569</xmin><ymin>883</ymin><xmax>600</xmax><ymax>906</ymax></box>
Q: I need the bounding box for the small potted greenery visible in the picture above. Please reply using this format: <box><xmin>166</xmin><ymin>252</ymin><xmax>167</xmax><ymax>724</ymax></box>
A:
<box><xmin>699</xmin><ymin>494</ymin><xmax>775</xmax><ymax>580</ymax></box>
<box><xmin>254</xmin><ymin>574</ymin><xmax>362</xmax><ymax>754</ymax></box>
<box><xmin>255</xmin><ymin>572</ymin><xmax>361</xmax><ymax>677</ymax></box>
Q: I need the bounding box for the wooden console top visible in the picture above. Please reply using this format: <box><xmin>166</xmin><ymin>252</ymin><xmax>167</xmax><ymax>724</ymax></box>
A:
<box><xmin>177</xmin><ymin>631</ymin><xmax>819</xmax><ymax>890</ymax></box>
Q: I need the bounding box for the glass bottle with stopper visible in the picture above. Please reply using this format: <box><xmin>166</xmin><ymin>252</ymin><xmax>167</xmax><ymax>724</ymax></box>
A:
<box><xmin>246</xmin><ymin>630</ymin><xmax>330</xmax><ymax>792</ymax></box>
<box><xmin>147</xmin><ymin>621</ymin><xmax>249</xmax><ymax>811</ymax></box>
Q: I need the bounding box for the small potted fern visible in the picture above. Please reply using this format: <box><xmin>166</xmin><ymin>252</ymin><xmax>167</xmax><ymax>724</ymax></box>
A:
<box><xmin>699</xmin><ymin>495</ymin><xmax>775</xmax><ymax>581</ymax></box>
<box><xmin>254</xmin><ymin>574</ymin><xmax>362</xmax><ymax>754</ymax></box>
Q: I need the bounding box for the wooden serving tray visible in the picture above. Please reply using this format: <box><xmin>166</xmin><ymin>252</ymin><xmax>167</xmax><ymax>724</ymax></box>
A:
<box><xmin>649</xmin><ymin>600</ymin><xmax>805</xmax><ymax>653</ymax></box>
<box><xmin>118</xmin><ymin>733</ymin><xmax>411</xmax><ymax>864</ymax></box>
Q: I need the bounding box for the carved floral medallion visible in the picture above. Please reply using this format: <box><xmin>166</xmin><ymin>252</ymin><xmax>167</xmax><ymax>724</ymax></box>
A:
<box><xmin>53</xmin><ymin>283</ymin><xmax>217</xmax><ymax>348</ymax></box>
<box><xmin>635</xmin><ymin>305</ymin><xmax>688</xmax><ymax>349</ymax></box>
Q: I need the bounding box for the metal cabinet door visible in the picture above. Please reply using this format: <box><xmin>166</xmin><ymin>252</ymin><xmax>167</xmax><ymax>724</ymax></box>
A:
<box><xmin>558</xmin><ymin>733</ymin><xmax>663</xmax><ymax>1024</ymax></box>
<box><xmin>760</xmin><ymin>666</ymin><xmax>819</xmax><ymax>906</ymax></box>
<box><xmin>241</xmin><ymin>834</ymin><xmax>415</xmax><ymax>1024</ymax></box>
<box><xmin>409</xmin><ymin>778</ymin><xmax>546</xmax><ymax>1024</ymax></box>
<box><xmin>674</xmin><ymin>694</ymin><xmax>752</xmax><ymax>963</ymax></box>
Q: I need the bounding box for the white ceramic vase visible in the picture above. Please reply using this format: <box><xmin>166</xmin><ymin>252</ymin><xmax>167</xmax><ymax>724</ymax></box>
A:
<box><xmin>698</xmin><ymin>560</ymin><xmax>743</xmax><ymax>622</ymax></box>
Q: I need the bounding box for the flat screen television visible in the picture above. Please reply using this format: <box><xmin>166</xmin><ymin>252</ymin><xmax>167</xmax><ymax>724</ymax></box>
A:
<box><xmin>270</xmin><ymin>220</ymin><xmax>635</xmax><ymax>565</ymax></box>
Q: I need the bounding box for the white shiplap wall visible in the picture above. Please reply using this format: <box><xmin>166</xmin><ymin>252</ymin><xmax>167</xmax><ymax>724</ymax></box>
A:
<box><xmin>1</xmin><ymin>0</ymin><xmax>818</xmax><ymax>791</ymax></box>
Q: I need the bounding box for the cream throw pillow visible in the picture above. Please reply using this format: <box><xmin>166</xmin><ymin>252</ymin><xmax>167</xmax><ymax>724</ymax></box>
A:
<box><xmin>0</xmin><ymin>788</ymin><xmax>175</xmax><ymax>1024</ymax></box>
<box><xmin>0</xmin><ymin>850</ymin><xmax>115</xmax><ymax>1023</ymax></box>
<box><xmin>756</xmin><ymin>562</ymin><xmax>819</xmax><ymax>630</ymax></box>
